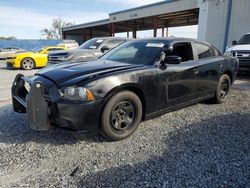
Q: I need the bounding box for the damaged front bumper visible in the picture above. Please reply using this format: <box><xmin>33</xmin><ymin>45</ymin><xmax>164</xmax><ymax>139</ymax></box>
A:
<box><xmin>11</xmin><ymin>74</ymin><xmax>102</xmax><ymax>132</ymax></box>
<box><xmin>12</xmin><ymin>74</ymin><xmax>51</xmax><ymax>130</ymax></box>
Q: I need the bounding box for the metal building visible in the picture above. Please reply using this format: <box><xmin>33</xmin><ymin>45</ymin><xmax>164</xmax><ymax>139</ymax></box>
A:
<box><xmin>62</xmin><ymin>0</ymin><xmax>250</xmax><ymax>52</ymax></box>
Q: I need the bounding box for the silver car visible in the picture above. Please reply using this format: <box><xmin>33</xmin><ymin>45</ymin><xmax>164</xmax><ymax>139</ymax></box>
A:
<box><xmin>48</xmin><ymin>37</ymin><xmax>131</xmax><ymax>64</ymax></box>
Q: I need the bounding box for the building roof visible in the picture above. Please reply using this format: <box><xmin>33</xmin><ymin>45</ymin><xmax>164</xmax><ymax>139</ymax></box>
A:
<box><xmin>62</xmin><ymin>19</ymin><xmax>110</xmax><ymax>31</ymax></box>
<box><xmin>109</xmin><ymin>0</ymin><xmax>176</xmax><ymax>15</ymax></box>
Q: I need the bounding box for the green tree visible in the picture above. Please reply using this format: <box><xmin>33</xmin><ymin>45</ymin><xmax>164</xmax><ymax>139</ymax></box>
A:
<box><xmin>41</xmin><ymin>17</ymin><xmax>73</xmax><ymax>39</ymax></box>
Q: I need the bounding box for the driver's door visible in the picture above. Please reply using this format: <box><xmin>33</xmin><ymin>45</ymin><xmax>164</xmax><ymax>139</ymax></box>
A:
<box><xmin>162</xmin><ymin>42</ymin><xmax>201</xmax><ymax>107</ymax></box>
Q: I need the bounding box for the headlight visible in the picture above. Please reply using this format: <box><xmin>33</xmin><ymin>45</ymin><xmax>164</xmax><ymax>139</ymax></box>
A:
<box><xmin>224</xmin><ymin>51</ymin><xmax>232</xmax><ymax>56</ymax></box>
<box><xmin>60</xmin><ymin>87</ymin><xmax>95</xmax><ymax>101</ymax></box>
<box><xmin>58</xmin><ymin>55</ymin><xmax>73</xmax><ymax>61</ymax></box>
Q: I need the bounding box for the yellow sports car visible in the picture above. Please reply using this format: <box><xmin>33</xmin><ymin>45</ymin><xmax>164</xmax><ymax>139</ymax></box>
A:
<box><xmin>6</xmin><ymin>46</ymin><xmax>66</xmax><ymax>70</ymax></box>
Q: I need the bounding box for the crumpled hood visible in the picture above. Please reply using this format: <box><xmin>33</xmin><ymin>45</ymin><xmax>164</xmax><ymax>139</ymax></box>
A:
<box><xmin>227</xmin><ymin>44</ymin><xmax>250</xmax><ymax>52</ymax></box>
<box><xmin>36</xmin><ymin>60</ymin><xmax>143</xmax><ymax>86</ymax></box>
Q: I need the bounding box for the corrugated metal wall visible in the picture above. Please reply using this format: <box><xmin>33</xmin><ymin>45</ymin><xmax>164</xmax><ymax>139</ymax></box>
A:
<box><xmin>198</xmin><ymin>0</ymin><xmax>250</xmax><ymax>52</ymax></box>
<box><xmin>227</xmin><ymin>0</ymin><xmax>250</xmax><ymax>46</ymax></box>
<box><xmin>199</xmin><ymin>0</ymin><xmax>229</xmax><ymax>51</ymax></box>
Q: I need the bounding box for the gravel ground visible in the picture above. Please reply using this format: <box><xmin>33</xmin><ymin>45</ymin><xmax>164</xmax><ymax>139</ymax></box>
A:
<box><xmin>0</xmin><ymin>63</ymin><xmax>249</xmax><ymax>187</ymax></box>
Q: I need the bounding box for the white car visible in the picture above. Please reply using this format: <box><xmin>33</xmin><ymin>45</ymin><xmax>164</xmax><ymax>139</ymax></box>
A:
<box><xmin>225</xmin><ymin>33</ymin><xmax>250</xmax><ymax>73</ymax></box>
<box><xmin>0</xmin><ymin>47</ymin><xmax>25</xmax><ymax>61</ymax></box>
<box><xmin>57</xmin><ymin>40</ymin><xmax>79</xmax><ymax>50</ymax></box>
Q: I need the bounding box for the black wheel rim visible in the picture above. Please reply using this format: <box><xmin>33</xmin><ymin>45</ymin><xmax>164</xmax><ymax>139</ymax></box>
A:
<box><xmin>219</xmin><ymin>79</ymin><xmax>229</xmax><ymax>99</ymax></box>
<box><xmin>111</xmin><ymin>101</ymin><xmax>136</xmax><ymax>132</ymax></box>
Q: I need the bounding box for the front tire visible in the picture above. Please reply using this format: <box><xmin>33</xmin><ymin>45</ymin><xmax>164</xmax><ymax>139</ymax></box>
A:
<box><xmin>100</xmin><ymin>91</ymin><xmax>142</xmax><ymax>141</ymax></box>
<box><xmin>21</xmin><ymin>58</ymin><xmax>35</xmax><ymax>70</ymax></box>
<box><xmin>213</xmin><ymin>74</ymin><xmax>231</xmax><ymax>104</ymax></box>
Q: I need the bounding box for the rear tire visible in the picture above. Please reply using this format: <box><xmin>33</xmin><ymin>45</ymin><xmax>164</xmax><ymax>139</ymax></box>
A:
<box><xmin>21</xmin><ymin>58</ymin><xmax>35</xmax><ymax>70</ymax></box>
<box><xmin>213</xmin><ymin>74</ymin><xmax>231</xmax><ymax>104</ymax></box>
<box><xmin>100</xmin><ymin>91</ymin><xmax>142</xmax><ymax>141</ymax></box>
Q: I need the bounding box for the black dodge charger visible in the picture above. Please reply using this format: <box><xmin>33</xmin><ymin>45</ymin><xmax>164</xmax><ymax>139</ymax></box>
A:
<box><xmin>12</xmin><ymin>38</ymin><xmax>238</xmax><ymax>141</ymax></box>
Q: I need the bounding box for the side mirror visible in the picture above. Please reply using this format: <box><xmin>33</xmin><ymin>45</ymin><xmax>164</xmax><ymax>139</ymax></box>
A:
<box><xmin>165</xmin><ymin>55</ymin><xmax>182</xmax><ymax>64</ymax></box>
<box><xmin>232</xmin><ymin>40</ymin><xmax>237</xmax><ymax>46</ymax></box>
<box><xmin>101</xmin><ymin>46</ymin><xmax>110</xmax><ymax>53</ymax></box>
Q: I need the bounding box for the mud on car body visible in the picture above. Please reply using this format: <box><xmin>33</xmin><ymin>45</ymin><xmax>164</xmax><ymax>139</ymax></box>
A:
<box><xmin>12</xmin><ymin>38</ymin><xmax>238</xmax><ymax>141</ymax></box>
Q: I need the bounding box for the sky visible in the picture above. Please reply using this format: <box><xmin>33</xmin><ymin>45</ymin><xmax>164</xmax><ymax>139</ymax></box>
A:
<box><xmin>0</xmin><ymin>0</ymin><xmax>197</xmax><ymax>39</ymax></box>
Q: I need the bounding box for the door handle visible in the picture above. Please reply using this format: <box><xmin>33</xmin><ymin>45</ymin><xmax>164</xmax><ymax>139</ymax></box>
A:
<box><xmin>193</xmin><ymin>69</ymin><xmax>199</xmax><ymax>75</ymax></box>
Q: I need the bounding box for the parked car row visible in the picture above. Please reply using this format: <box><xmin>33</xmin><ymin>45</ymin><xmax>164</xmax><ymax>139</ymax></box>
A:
<box><xmin>48</xmin><ymin>37</ymin><xmax>131</xmax><ymax>64</ymax></box>
<box><xmin>12</xmin><ymin>37</ymin><xmax>239</xmax><ymax>141</ymax></box>
<box><xmin>3</xmin><ymin>37</ymin><xmax>131</xmax><ymax>70</ymax></box>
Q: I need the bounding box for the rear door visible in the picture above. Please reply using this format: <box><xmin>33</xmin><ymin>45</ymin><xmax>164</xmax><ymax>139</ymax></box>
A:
<box><xmin>191</xmin><ymin>42</ymin><xmax>225</xmax><ymax>97</ymax></box>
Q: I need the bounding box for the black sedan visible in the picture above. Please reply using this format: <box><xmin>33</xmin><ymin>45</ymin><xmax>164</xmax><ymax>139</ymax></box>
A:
<box><xmin>12</xmin><ymin>38</ymin><xmax>239</xmax><ymax>141</ymax></box>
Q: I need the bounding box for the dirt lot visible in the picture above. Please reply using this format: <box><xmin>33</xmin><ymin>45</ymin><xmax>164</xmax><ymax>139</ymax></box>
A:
<box><xmin>0</xmin><ymin>63</ymin><xmax>249</xmax><ymax>187</ymax></box>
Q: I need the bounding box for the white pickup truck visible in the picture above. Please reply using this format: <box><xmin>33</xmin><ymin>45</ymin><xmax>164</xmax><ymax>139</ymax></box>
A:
<box><xmin>225</xmin><ymin>33</ymin><xmax>250</xmax><ymax>73</ymax></box>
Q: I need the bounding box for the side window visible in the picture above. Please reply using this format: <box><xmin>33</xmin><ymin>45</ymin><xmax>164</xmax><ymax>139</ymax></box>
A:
<box><xmin>10</xmin><ymin>48</ymin><xmax>18</xmax><ymax>51</ymax></box>
<box><xmin>193</xmin><ymin>42</ymin><xmax>213</xmax><ymax>59</ymax></box>
<box><xmin>3</xmin><ymin>48</ymin><xmax>11</xmax><ymax>51</ymax></box>
<box><xmin>211</xmin><ymin>46</ymin><xmax>220</xmax><ymax>56</ymax></box>
<box><xmin>170</xmin><ymin>42</ymin><xmax>194</xmax><ymax>62</ymax></box>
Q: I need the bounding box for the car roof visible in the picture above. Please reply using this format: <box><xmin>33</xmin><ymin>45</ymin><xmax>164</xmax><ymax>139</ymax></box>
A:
<box><xmin>135</xmin><ymin>37</ymin><xmax>211</xmax><ymax>46</ymax></box>
<box><xmin>91</xmin><ymin>37</ymin><xmax>132</xmax><ymax>41</ymax></box>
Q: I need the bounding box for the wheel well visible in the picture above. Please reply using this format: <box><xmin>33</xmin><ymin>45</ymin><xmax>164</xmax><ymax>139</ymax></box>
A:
<box><xmin>124</xmin><ymin>86</ymin><xmax>146</xmax><ymax>120</ymax></box>
<box><xmin>101</xmin><ymin>86</ymin><xmax>147</xmax><ymax>124</ymax></box>
<box><xmin>223</xmin><ymin>71</ymin><xmax>233</xmax><ymax>84</ymax></box>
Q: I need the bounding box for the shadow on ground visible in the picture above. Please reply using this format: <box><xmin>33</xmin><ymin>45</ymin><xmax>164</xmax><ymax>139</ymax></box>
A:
<box><xmin>0</xmin><ymin>104</ymin><xmax>102</xmax><ymax>145</ymax></box>
<box><xmin>76</xmin><ymin>112</ymin><xmax>250</xmax><ymax>187</ymax></box>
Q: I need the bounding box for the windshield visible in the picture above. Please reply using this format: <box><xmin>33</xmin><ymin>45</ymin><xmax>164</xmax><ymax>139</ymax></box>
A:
<box><xmin>32</xmin><ymin>47</ymin><xmax>43</xmax><ymax>52</ymax></box>
<box><xmin>101</xmin><ymin>41</ymin><xmax>164</xmax><ymax>65</ymax></box>
<box><xmin>238</xmin><ymin>34</ymin><xmax>250</xmax><ymax>45</ymax></box>
<box><xmin>79</xmin><ymin>38</ymin><xmax>104</xmax><ymax>49</ymax></box>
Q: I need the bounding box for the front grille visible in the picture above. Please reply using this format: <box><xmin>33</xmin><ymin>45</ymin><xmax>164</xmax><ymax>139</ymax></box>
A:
<box><xmin>233</xmin><ymin>51</ymin><xmax>250</xmax><ymax>70</ymax></box>
<box><xmin>234</xmin><ymin>51</ymin><xmax>250</xmax><ymax>60</ymax></box>
<box><xmin>48</xmin><ymin>53</ymin><xmax>69</xmax><ymax>64</ymax></box>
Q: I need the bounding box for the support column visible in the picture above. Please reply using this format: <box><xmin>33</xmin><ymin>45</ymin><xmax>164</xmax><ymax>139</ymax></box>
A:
<box><xmin>161</xmin><ymin>27</ymin><xmax>165</xmax><ymax>37</ymax></box>
<box><xmin>127</xmin><ymin>31</ymin><xmax>129</xmax><ymax>38</ymax></box>
<box><xmin>166</xmin><ymin>27</ymin><xmax>168</xmax><ymax>37</ymax></box>
<box><xmin>153</xmin><ymin>16</ymin><xmax>158</xmax><ymax>37</ymax></box>
<box><xmin>83</xmin><ymin>30</ymin><xmax>87</xmax><ymax>42</ymax></box>
<box><xmin>89</xmin><ymin>29</ymin><xmax>93</xmax><ymax>38</ymax></box>
<box><xmin>132</xmin><ymin>30</ymin><xmax>137</xmax><ymax>39</ymax></box>
<box><xmin>109</xmin><ymin>23</ymin><xmax>115</xmax><ymax>37</ymax></box>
